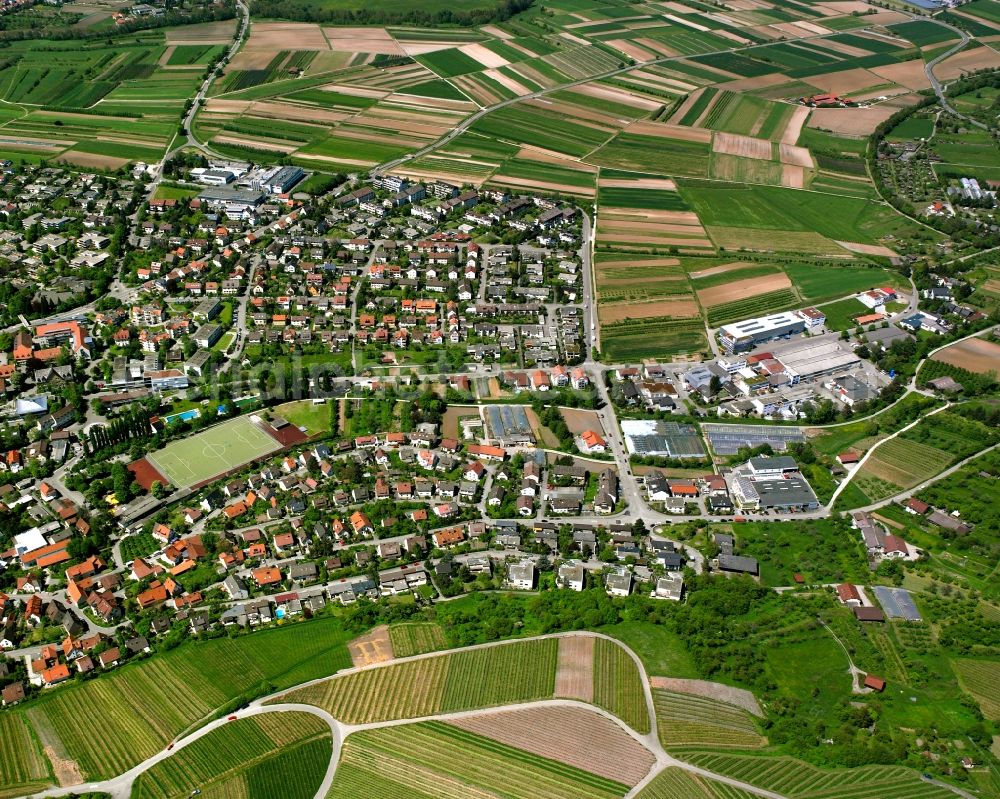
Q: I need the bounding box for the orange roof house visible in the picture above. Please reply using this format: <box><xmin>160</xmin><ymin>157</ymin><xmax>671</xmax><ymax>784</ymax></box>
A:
<box><xmin>137</xmin><ymin>582</ymin><xmax>169</xmax><ymax>609</ymax></box>
<box><xmin>252</xmin><ymin>567</ymin><xmax>282</xmax><ymax>587</ymax></box>
<box><xmin>41</xmin><ymin>663</ymin><xmax>71</xmax><ymax>686</ymax></box>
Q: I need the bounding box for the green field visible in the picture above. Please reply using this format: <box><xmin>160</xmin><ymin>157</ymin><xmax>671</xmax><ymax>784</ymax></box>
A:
<box><xmin>328</xmin><ymin>721</ymin><xmax>628</xmax><ymax>799</ymax></box>
<box><xmin>654</xmin><ymin>691</ymin><xmax>766</xmax><ymax>750</ymax></box>
<box><xmin>130</xmin><ymin>712</ymin><xmax>331</xmax><ymax>799</ymax></box>
<box><xmin>679</xmin><ymin>181</ymin><xmax>915</xmax><ymax>245</ymax></box>
<box><xmin>590</xmin><ymin>132</ymin><xmax>711</xmax><ymax>177</ymax></box>
<box><xmin>670</xmin><ymin>752</ymin><xmax>958</xmax><ymax>799</ymax></box>
<box><xmin>601</xmin><ymin>318</ymin><xmax>709</xmax><ymax>360</ymax></box>
<box><xmin>18</xmin><ymin>619</ymin><xmax>351</xmax><ymax>781</ymax></box>
<box><xmin>418</xmin><ymin>47</ymin><xmax>487</xmax><ymax>77</ymax></box>
<box><xmin>784</xmin><ymin>262</ymin><xmax>899</xmax><ymax>303</ymax></box>
<box><xmin>272</xmin><ymin>399</ymin><xmax>332</xmax><ymax>436</ymax></box>
<box><xmin>145</xmin><ymin>415</ymin><xmax>284</xmax><ymax>489</ymax></box>
<box><xmin>705</xmin><ymin>288</ymin><xmax>800</xmax><ymax>326</ymax></box>
<box><xmin>389</xmin><ymin>623</ymin><xmax>448</xmax><ymax>658</ymax></box>
<box><xmin>592</xmin><ymin>638</ymin><xmax>650</xmax><ymax>734</ymax></box>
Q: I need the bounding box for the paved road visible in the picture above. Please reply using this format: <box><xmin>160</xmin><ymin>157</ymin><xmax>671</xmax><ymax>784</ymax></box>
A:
<box><xmin>922</xmin><ymin>17</ymin><xmax>987</xmax><ymax>130</ymax></box>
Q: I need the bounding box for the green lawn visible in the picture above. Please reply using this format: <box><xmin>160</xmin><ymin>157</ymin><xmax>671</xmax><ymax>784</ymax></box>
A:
<box><xmin>273</xmin><ymin>399</ymin><xmax>333</xmax><ymax>435</ymax></box>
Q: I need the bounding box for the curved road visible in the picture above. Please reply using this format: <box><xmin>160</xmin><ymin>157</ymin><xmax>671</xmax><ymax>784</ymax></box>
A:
<box><xmin>21</xmin><ymin>632</ymin><xmax>792</xmax><ymax>799</ymax></box>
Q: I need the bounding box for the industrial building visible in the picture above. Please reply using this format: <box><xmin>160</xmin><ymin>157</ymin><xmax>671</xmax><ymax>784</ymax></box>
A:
<box><xmin>718</xmin><ymin>311</ymin><xmax>806</xmax><ymax>353</ymax></box>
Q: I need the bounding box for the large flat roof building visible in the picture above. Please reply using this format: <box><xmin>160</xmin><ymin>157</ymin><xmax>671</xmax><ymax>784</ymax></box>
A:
<box><xmin>719</xmin><ymin>311</ymin><xmax>806</xmax><ymax>353</ymax></box>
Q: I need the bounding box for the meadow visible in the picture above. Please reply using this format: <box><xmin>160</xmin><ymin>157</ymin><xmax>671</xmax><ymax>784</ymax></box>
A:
<box><xmin>129</xmin><ymin>712</ymin><xmax>331</xmax><ymax>799</ymax></box>
<box><xmin>19</xmin><ymin>619</ymin><xmax>352</xmax><ymax>781</ymax></box>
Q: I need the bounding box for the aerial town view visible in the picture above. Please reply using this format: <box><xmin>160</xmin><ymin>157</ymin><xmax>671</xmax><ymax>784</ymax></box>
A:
<box><xmin>0</xmin><ymin>0</ymin><xmax>998</xmax><ymax>795</ymax></box>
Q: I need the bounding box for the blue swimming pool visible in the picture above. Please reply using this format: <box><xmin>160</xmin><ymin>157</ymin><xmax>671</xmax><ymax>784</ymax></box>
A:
<box><xmin>164</xmin><ymin>409</ymin><xmax>201</xmax><ymax>424</ymax></box>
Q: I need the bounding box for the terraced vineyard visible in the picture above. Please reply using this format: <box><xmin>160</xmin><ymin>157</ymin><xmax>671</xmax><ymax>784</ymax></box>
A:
<box><xmin>0</xmin><ymin>713</ymin><xmax>51</xmax><ymax>799</ymax></box>
<box><xmin>636</xmin><ymin>767</ymin><xmax>759</xmax><ymax>799</ymax></box>
<box><xmin>592</xmin><ymin>639</ymin><xmax>650</xmax><ymax>734</ymax></box>
<box><xmin>130</xmin><ymin>712</ymin><xmax>331</xmax><ymax>799</ymax></box>
<box><xmin>327</xmin><ymin>721</ymin><xmax>628</xmax><ymax>799</ymax></box>
<box><xmin>672</xmin><ymin>753</ymin><xmax>958</xmax><ymax>799</ymax></box>
<box><xmin>653</xmin><ymin>691</ymin><xmax>766</xmax><ymax>749</ymax></box>
<box><xmin>389</xmin><ymin>623</ymin><xmax>448</xmax><ymax>657</ymax></box>
<box><xmin>20</xmin><ymin>620</ymin><xmax>351</xmax><ymax>780</ymax></box>
<box><xmin>952</xmin><ymin>659</ymin><xmax>1000</xmax><ymax>720</ymax></box>
<box><xmin>276</xmin><ymin>638</ymin><xmax>558</xmax><ymax>724</ymax></box>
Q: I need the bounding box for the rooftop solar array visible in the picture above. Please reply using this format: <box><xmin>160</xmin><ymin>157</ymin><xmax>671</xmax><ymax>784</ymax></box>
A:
<box><xmin>703</xmin><ymin>423</ymin><xmax>806</xmax><ymax>455</ymax></box>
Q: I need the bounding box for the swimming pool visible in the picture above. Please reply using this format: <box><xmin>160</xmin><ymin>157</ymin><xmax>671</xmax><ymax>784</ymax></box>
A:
<box><xmin>164</xmin><ymin>409</ymin><xmax>201</xmax><ymax>424</ymax></box>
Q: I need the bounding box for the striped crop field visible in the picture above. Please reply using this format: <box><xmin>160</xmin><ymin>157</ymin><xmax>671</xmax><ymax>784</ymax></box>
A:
<box><xmin>0</xmin><ymin>712</ymin><xmax>51</xmax><ymax>798</ymax></box>
<box><xmin>275</xmin><ymin>638</ymin><xmax>558</xmax><ymax>724</ymax></box>
<box><xmin>593</xmin><ymin>639</ymin><xmax>650</xmax><ymax>734</ymax></box>
<box><xmin>130</xmin><ymin>712</ymin><xmax>331</xmax><ymax>799</ymax></box>
<box><xmin>671</xmin><ymin>752</ymin><xmax>958</xmax><ymax>798</ymax></box>
<box><xmin>952</xmin><ymin>659</ymin><xmax>1000</xmax><ymax>720</ymax></box>
<box><xmin>636</xmin><ymin>767</ymin><xmax>759</xmax><ymax>798</ymax></box>
<box><xmin>653</xmin><ymin>690</ymin><xmax>766</xmax><ymax>749</ymax></box>
<box><xmin>388</xmin><ymin>623</ymin><xmax>448</xmax><ymax>658</ymax></box>
<box><xmin>327</xmin><ymin>721</ymin><xmax>628</xmax><ymax>799</ymax></box>
<box><xmin>20</xmin><ymin>620</ymin><xmax>351</xmax><ymax>781</ymax></box>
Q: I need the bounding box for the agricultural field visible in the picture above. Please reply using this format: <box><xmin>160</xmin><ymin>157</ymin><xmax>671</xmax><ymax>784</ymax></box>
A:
<box><xmin>18</xmin><ymin>619</ymin><xmax>351</xmax><ymax>781</ymax></box>
<box><xmin>854</xmin><ymin>437</ymin><xmax>953</xmax><ymax>500</ymax></box>
<box><xmin>130</xmin><ymin>712</ymin><xmax>331</xmax><ymax>799</ymax></box>
<box><xmin>327</xmin><ymin>721</ymin><xmax>629</xmax><ymax>799</ymax></box>
<box><xmin>0</xmin><ymin>31</ymin><xmax>199</xmax><ymax>167</ymax></box>
<box><xmin>635</xmin><ymin>767</ymin><xmax>759</xmax><ymax>799</ymax></box>
<box><xmin>0</xmin><ymin>713</ymin><xmax>52</xmax><ymax>798</ymax></box>
<box><xmin>592</xmin><ymin>638</ymin><xmax>650</xmax><ymax>734</ymax></box>
<box><xmin>653</xmin><ymin>691</ymin><xmax>766</xmax><ymax>750</ymax></box>
<box><xmin>448</xmin><ymin>706</ymin><xmax>657</xmax><ymax>786</ymax></box>
<box><xmin>274</xmin><ymin>638</ymin><xmax>558</xmax><ymax>723</ymax></box>
<box><xmin>670</xmin><ymin>752</ymin><xmax>959</xmax><ymax>799</ymax></box>
<box><xmin>601</xmin><ymin>317</ymin><xmax>708</xmax><ymax>361</ymax></box>
<box><xmin>388</xmin><ymin>622</ymin><xmax>448</xmax><ymax>657</ymax></box>
<box><xmin>951</xmin><ymin>659</ymin><xmax>1000</xmax><ymax>720</ymax></box>
<box><xmin>678</xmin><ymin>182</ymin><xmax>916</xmax><ymax>251</ymax></box>
<box><xmin>929</xmin><ymin>336</ymin><xmax>1000</xmax><ymax>376</ymax></box>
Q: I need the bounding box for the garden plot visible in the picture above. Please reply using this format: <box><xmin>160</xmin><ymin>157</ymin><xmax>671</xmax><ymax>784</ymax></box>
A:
<box><xmin>448</xmin><ymin>706</ymin><xmax>656</xmax><ymax>786</ymax></box>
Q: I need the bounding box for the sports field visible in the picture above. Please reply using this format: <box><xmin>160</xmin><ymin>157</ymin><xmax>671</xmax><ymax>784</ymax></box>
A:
<box><xmin>146</xmin><ymin>415</ymin><xmax>283</xmax><ymax>488</ymax></box>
